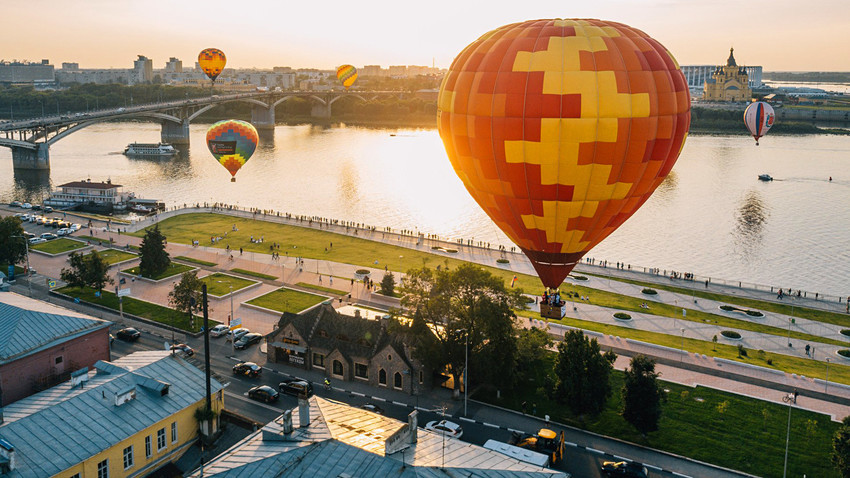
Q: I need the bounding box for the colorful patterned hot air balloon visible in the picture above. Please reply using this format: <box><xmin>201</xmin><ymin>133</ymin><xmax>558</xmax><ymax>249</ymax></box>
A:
<box><xmin>206</xmin><ymin>120</ymin><xmax>258</xmax><ymax>182</ymax></box>
<box><xmin>198</xmin><ymin>48</ymin><xmax>227</xmax><ymax>82</ymax></box>
<box><xmin>744</xmin><ymin>101</ymin><xmax>775</xmax><ymax>145</ymax></box>
<box><xmin>336</xmin><ymin>65</ymin><xmax>358</xmax><ymax>90</ymax></box>
<box><xmin>438</xmin><ymin>19</ymin><xmax>691</xmax><ymax>289</ymax></box>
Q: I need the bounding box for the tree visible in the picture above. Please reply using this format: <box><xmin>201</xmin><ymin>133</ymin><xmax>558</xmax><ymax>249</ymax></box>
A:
<box><xmin>554</xmin><ymin>330</ymin><xmax>617</xmax><ymax>417</ymax></box>
<box><xmin>60</xmin><ymin>251</ymin><xmax>113</xmax><ymax>291</ymax></box>
<box><xmin>833</xmin><ymin>416</ymin><xmax>850</xmax><ymax>477</ymax></box>
<box><xmin>168</xmin><ymin>271</ymin><xmax>204</xmax><ymax>317</ymax></box>
<box><xmin>515</xmin><ymin>326</ymin><xmax>553</xmax><ymax>385</ymax></box>
<box><xmin>139</xmin><ymin>224</ymin><xmax>170</xmax><ymax>277</ymax></box>
<box><xmin>380</xmin><ymin>272</ymin><xmax>396</xmax><ymax>296</ymax></box>
<box><xmin>398</xmin><ymin>263</ymin><xmax>526</xmax><ymax>397</ymax></box>
<box><xmin>621</xmin><ymin>355</ymin><xmax>664</xmax><ymax>435</ymax></box>
<box><xmin>0</xmin><ymin>216</ymin><xmax>27</xmax><ymax>268</ymax></box>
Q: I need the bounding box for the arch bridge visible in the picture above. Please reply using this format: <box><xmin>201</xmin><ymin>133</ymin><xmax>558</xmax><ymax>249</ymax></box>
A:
<box><xmin>0</xmin><ymin>90</ymin><xmax>406</xmax><ymax>171</ymax></box>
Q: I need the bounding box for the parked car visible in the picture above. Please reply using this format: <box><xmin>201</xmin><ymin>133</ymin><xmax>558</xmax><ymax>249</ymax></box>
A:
<box><xmin>20</xmin><ymin>214</ymin><xmax>31</xmax><ymax>221</ymax></box>
<box><xmin>226</xmin><ymin>327</ymin><xmax>250</xmax><ymax>342</ymax></box>
<box><xmin>233</xmin><ymin>362</ymin><xmax>261</xmax><ymax>378</ymax></box>
<box><xmin>116</xmin><ymin>327</ymin><xmax>141</xmax><ymax>341</ymax></box>
<box><xmin>247</xmin><ymin>385</ymin><xmax>279</xmax><ymax>403</ymax></box>
<box><xmin>40</xmin><ymin>233</ymin><xmax>58</xmax><ymax>241</ymax></box>
<box><xmin>170</xmin><ymin>343</ymin><xmax>194</xmax><ymax>356</ymax></box>
<box><xmin>57</xmin><ymin>228</ymin><xmax>70</xmax><ymax>236</ymax></box>
<box><xmin>279</xmin><ymin>379</ymin><xmax>313</xmax><ymax>398</ymax></box>
<box><xmin>8</xmin><ymin>201</ymin><xmax>21</xmax><ymax>207</ymax></box>
<box><xmin>28</xmin><ymin>237</ymin><xmax>46</xmax><ymax>245</ymax></box>
<box><xmin>209</xmin><ymin>324</ymin><xmax>230</xmax><ymax>337</ymax></box>
<box><xmin>21</xmin><ymin>203</ymin><xmax>32</xmax><ymax>209</ymax></box>
<box><xmin>43</xmin><ymin>206</ymin><xmax>53</xmax><ymax>213</ymax></box>
<box><xmin>600</xmin><ymin>461</ymin><xmax>648</xmax><ymax>478</ymax></box>
<box><xmin>69</xmin><ymin>223</ymin><xmax>82</xmax><ymax>231</ymax></box>
<box><xmin>36</xmin><ymin>216</ymin><xmax>46</xmax><ymax>225</ymax></box>
<box><xmin>424</xmin><ymin>420</ymin><xmax>464</xmax><ymax>439</ymax></box>
<box><xmin>23</xmin><ymin>232</ymin><xmax>35</xmax><ymax>239</ymax></box>
<box><xmin>234</xmin><ymin>332</ymin><xmax>263</xmax><ymax>350</ymax></box>
<box><xmin>360</xmin><ymin>403</ymin><xmax>385</xmax><ymax>415</ymax></box>
<box><xmin>31</xmin><ymin>205</ymin><xmax>41</xmax><ymax>211</ymax></box>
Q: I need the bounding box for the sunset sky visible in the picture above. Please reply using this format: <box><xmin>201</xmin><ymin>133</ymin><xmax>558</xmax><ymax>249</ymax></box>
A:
<box><xmin>4</xmin><ymin>0</ymin><xmax>848</xmax><ymax>71</ymax></box>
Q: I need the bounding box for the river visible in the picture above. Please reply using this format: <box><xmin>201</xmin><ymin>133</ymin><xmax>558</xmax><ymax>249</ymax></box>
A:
<box><xmin>2</xmin><ymin>122</ymin><xmax>849</xmax><ymax>297</ymax></box>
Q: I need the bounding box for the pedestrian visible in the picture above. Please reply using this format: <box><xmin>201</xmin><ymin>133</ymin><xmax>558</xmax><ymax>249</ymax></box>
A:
<box><xmin>239</xmin><ymin>247</ymin><xmax>243</xmax><ymax>255</ymax></box>
<box><xmin>545</xmin><ymin>414</ymin><xmax>550</xmax><ymax>427</ymax></box>
<box><xmin>521</xmin><ymin>401</ymin><xmax>527</xmax><ymax>414</ymax></box>
<box><xmin>532</xmin><ymin>403</ymin><xmax>537</xmax><ymax>415</ymax></box>
<box><xmin>805</xmin><ymin>344</ymin><xmax>810</xmax><ymax>356</ymax></box>
<box><xmin>793</xmin><ymin>389</ymin><xmax>799</xmax><ymax>403</ymax></box>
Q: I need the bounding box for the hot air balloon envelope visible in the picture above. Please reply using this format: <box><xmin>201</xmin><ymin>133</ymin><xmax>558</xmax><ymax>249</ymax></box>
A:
<box><xmin>198</xmin><ymin>48</ymin><xmax>227</xmax><ymax>81</ymax></box>
<box><xmin>206</xmin><ymin>120</ymin><xmax>258</xmax><ymax>182</ymax></box>
<box><xmin>336</xmin><ymin>65</ymin><xmax>358</xmax><ymax>90</ymax></box>
<box><xmin>744</xmin><ymin>101</ymin><xmax>775</xmax><ymax>145</ymax></box>
<box><xmin>438</xmin><ymin>19</ymin><xmax>691</xmax><ymax>288</ymax></box>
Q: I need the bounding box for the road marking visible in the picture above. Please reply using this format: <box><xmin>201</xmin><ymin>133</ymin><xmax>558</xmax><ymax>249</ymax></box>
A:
<box><xmin>416</xmin><ymin>406</ymin><xmax>430</xmax><ymax>412</ymax></box>
<box><xmin>392</xmin><ymin>401</ymin><xmax>407</xmax><ymax>406</ymax></box>
<box><xmin>482</xmin><ymin>422</ymin><xmax>499</xmax><ymax>428</ymax></box>
<box><xmin>508</xmin><ymin>428</ymin><xmax>524</xmax><ymax>434</ymax></box>
<box><xmin>351</xmin><ymin>391</ymin><xmax>365</xmax><ymax>397</ymax></box>
<box><xmin>644</xmin><ymin>464</ymin><xmax>662</xmax><ymax>471</ymax></box>
<box><xmin>262</xmin><ymin>367</ymin><xmax>273</xmax><ymax>372</ymax></box>
<box><xmin>458</xmin><ymin>417</ymin><xmax>475</xmax><ymax>423</ymax></box>
<box><xmin>613</xmin><ymin>455</ymin><xmax>630</xmax><ymax>462</ymax></box>
<box><xmin>332</xmin><ymin>387</ymin><xmax>345</xmax><ymax>392</ymax></box>
<box><xmin>371</xmin><ymin>396</ymin><xmax>386</xmax><ymax>402</ymax></box>
<box><xmin>671</xmin><ymin>473</ymin><xmax>692</xmax><ymax>478</ymax></box>
<box><xmin>586</xmin><ymin>447</ymin><xmax>604</xmax><ymax>455</ymax></box>
<box><xmin>565</xmin><ymin>441</ymin><xmax>577</xmax><ymax>447</ymax></box>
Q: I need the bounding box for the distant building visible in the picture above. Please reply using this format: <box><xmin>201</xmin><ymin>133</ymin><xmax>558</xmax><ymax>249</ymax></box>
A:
<box><xmin>61</xmin><ymin>62</ymin><xmax>79</xmax><ymax>71</ymax></box>
<box><xmin>56</xmin><ymin>68</ymin><xmax>131</xmax><ymax>85</ymax></box>
<box><xmin>133</xmin><ymin>55</ymin><xmax>153</xmax><ymax>84</ymax></box>
<box><xmin>703</xmin><ymin>48</ymin><xmax>752</xmax><ymax>102</ymax></box>
<box><xmin>0</xmin><ymin>293</ymin><xmax>110</xmax><ymax>406</ymax></box>
<box><xmin>191</xmin><ymin>396</ymin><xmax>567</xmax><ymax>477</ymax></box>
<box><xmin>360</xmin><ymin>65</ymin><xmax>384</xmax><ymax>77</ymax></box>
<box><xmin>164</xmin><ymin>57</ymin><xmax>182</xmax><ymax>73</ymax></box>
<box><xmin>387</xmin><ymin>65</ymin><xmax>408</xmax><ymax>77</ymax></box>
<box><xmin>0</xmin><ymin>60</ymin><xmax>54</xmax><ymax>84</ymax></box>
<box><xmin>682</xmin><ymin>64</ymin><xmax>763</xmax><ymax>97</ymax></box>
<box><xmin>0</xmin><ymin>350</ymin><xmax>225</xmax><ymax>478</ymax></box>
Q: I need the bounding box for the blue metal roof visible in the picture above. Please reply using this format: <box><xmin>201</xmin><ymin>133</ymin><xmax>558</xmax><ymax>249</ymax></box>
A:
<box><xmin>0</xmin><ymin>351</ymin><xmax>224</xmax><ymax>478</ymax></box>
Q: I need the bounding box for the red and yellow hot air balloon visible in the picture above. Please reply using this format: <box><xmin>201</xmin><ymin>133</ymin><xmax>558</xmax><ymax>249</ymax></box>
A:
<box><xmin>198</xmin><ymin>48</ymin><xmax>227</xmax><ymax>82</ymax></box>
<box><xmin>206</xmin><ymin>120</ymin><xmax>258</xmax><ymax>182</ymax></box>
<box><xmin>336</xmin><ymin>64</ymin><xmax>358</xmax><ymax>90</ymax></box>
<box><xmin>743</xmin><ymin>101</ymin><xmax>775</xmax><ymax>145</ymax></box>
<box><xmin>438</xmin><ymin>19</ymin><xmax>691</xmax><ymax>289</ymax></box>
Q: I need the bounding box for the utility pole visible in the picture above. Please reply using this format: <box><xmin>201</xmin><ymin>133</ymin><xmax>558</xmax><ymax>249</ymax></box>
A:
<box><xmin>202</xmin><ymin>284</ymin><xmax>212</xmax><ymax>412</ymax></box>
<box><xmin>11</xmin><ymin>235</ymin><xmax>32</xmax><ymax>296</ymax></box>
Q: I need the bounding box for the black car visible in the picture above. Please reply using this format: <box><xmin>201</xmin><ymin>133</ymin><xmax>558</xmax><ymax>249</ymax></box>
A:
<box><xmin>279</xmin><ymin>379</ymin><xmax>313</xmax><ymax>398</ymax></box>
<box><xmin>233</xmin><ymin>362</ymin><xmax>262</xmax><ymax>378</ymax></box>
<box><xmin>601</xmin><ymin>461</ymin><xmax>648</xmax><ymax>478</ymax></box>
<box><xmin>234</xmin><ymin>333</ymin><xmax>263</xmax><ymax>350</ymax></box>
<box><xmin>116</xmin><ymin>327</ymin><xmax>141</xmax><ymax>341</ymax></box>
<box><xmin>248</xmin><ymin>385</ymin><xmax>279</xmax><ymax>403</ymax></box>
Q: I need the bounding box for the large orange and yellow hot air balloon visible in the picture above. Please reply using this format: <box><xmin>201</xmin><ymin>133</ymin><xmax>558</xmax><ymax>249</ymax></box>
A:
<box><xmin>336</xmin><ymin>65</ymin><xmax>358</xmax><ymax>90</ymax></box>
<box><xmin>206</xmin><ymin>120</ymin><xmax>258</xmax><ymax>182</ymax></box>
<box><xmin>438</xmin><ymin>19</ymin><xmax>691</xmax><ymax>289</ymax></box>
<box><xmin>198</xmin><ymin>48</ymin><xmax>227</xmax><ymax>82</ymax></box>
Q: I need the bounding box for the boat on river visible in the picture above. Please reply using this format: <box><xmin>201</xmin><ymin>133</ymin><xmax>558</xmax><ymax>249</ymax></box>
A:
<box><xmin>758</xmin><ymin>174</ymin><xmax>773</xmax><ymax>181</ymax></box>
<box><xmin>123</xmin><ymin>142</ymin><xmax>177</xmax><ymax>157</ymax></box>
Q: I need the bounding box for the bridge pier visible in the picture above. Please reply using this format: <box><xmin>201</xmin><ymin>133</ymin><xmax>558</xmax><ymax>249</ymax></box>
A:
<box><xmin>311</xmin><ymin>102</ymin><xmax>332</xmax><ymax>119</ymax></box>
<box><xmin>161</xmin><ymin>119</ymin><xmax>190</xmax><ymax>145</ymax></box>
<box><xmin>11</xmin><ymin>144</ymin><xmax>50</xmax><ymax>171</ymax></box>
<box><xmin>251</xmin><ymin>105</ymin><xmax>276</xmax><ymax>132</ymax></box>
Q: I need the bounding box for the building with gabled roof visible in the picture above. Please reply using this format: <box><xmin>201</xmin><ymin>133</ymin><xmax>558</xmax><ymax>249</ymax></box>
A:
<box><xmin>703</xmin><ymin>48</ymin><xmax>752</xmax><ymax>102</ymax></box>
<box><xmin>0</xmin><ymin>292</ymin><xmax>111</xmax><ymax>405</ymax></box>
<box><xmin>0</xmin><ymin>350</ymin><xmax>225</xmax><ymax>478</ymax></box>
<box><xmin>191</xmin><ymin>396</ymin><xmax>567</xmax><ymax>477</ymax></box>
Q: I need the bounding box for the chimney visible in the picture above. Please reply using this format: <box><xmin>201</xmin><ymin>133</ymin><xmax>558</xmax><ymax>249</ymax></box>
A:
<box><xmin>282</xmin><ymin>409</ymin><xmax>293</xmax><ymax>434</ymax></box>
<box><xmin>298</xmin><ymin>397</ymin><xmax>310</xmax><ymax>427</ymax></box>
<box><xmin>0</xmin><ymin>439</ymin><xmax>15</xmax><ymax>472</ymax></box>
<box><xmin>407</xmin><ymin>410</ymin><xmax>418</xmax><ymax>444</ymax></box>
<box><xmin>354</xmin><ymin>309</ymin><xmax>361</xmax><ymax>319</ymax></box>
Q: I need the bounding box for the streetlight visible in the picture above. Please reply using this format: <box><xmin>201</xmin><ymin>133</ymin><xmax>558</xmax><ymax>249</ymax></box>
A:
<box><xmin>787</xmin><ymin>317</ymin><xmax>793</xmax><ymax>347</ymax></box>
<box><xmin>680</xmin><ymin>328</ymin><xmax>685</xmax><ymax>359</ymax></box>
<box><xmin>783</xmin><ymin>393</ymin><xmax>793</xmax><ymax>478</ymax></box>
<box><xmin>11</xmin><ymin>235</ymin><xmax>32</xmax><ymax>297</ymax></box>
<box><xmin>826</xmin><ymin>358</ymin><xmax>831</xmax><ymax>394</ymax></box>
<box><xmin>456</xmin><ymin>328</ymin><xmax>469</xmax><ymax>417</ymax></box>
<box><xmin>217</xmin><ymin>280</ymin><xmax>235</xmax><ymax>355</ymax></box>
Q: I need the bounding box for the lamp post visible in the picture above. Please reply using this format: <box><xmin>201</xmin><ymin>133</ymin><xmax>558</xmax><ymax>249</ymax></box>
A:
<box><xmin>787</xmin><ymin>317</ymin><xmax>793</xmax><ymax>347</ymax></box>
<box><xmin>217</xmin><ymin>280</ymin><xmax>235</xmax><ymax>355</ymax></box>
<box><xmin>456</xmin><ymin>328</ymin><xmax>469</xmax><ymax>417</ymax></box>
<box><xmin>680</xmin><ymin>328</ymin><xmax>686</xmax><ymax>360</ymax></box>
<box><xmin>783</xmin><ymin>394</ymin><xmax>793</xmax><ymax>478</ymax></box>
<box><xmin>826</xmin><ymin>358</ymin><xmax>831</xmax><ymax>394</ymax></box>
<box><xmin>11</xmin><ymin>235</ymin><xmax>32</xmax><ymax>297</ymax></box>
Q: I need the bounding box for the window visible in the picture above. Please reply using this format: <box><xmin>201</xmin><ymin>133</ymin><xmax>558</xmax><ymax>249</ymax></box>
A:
<box><xmin>354</xmin><ymin>363</ymin><xmax>368</xmax><ymax>379</ymax></box>
<box><xmin>123</xmin><ymin>445</ymin><xmax>134</xmax><ymax>470</ymax></box>
<box><xmin>70</xmin><ymin>474</ymin><xmax>80</xmax><ymax>478</ymax></box>
<box><xmin>171</xmin><ymin>421</ymin><xmax>178</xmax><ymax>444</ymax></box>
<box><xmin>145</xmin><ymin>436</ymin><xmax>152</xmax><ymax>458</ymax></box>
<box><xmin>419</xmin><ymin>370</ymin><xmax>424</xmax><ymax>385</ymax></box>
<box><xmin>394</xmin><ymin>372</ymin><xmax>402</xmax><ymax>389</ymax></box>
<box><xmin>313</xmin><ymin>353</ymin><xmax>325</xmax><ymax>368</ymax></box>
<box><xmin>97</xmin><ymin>459</ymin><xmax>108</xmax><ymax>478</ymax></box>
<box><xmin>156</xmin><ymin>428</ymin><xmax>166</xmax><ymax>451</ymax></box>
<box><xmin>387</xmin><ymin>354</ymin><xmax>392</xmax><ymax>361</ymax></box>
<box><xmin>332</xmin><ymin>360</ymin><xmax>343</xmax><ymax>376</ymax></box>
<box><xmin>55</xmin><ymin>356</ymin><xmax>63</xmax><ymax>365</ymax></box>
<box><xmin>317</xmin><ymin>329</ymin><xmax>328</xmax><ymax>338</ymax></box>
<box><xmin>379</xmin><ymin>369</ymin><xmax>387</xmax><ymax>385</ymax></box>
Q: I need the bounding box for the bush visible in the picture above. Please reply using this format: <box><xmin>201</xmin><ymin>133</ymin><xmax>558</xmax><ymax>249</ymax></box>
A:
<box><xmin>496</xmin><ymin>259</ymin><xmax>510</xmax><ymax>264</ymax></box>
<box><xmin>839</xmin><ymin>350</ymin><xmax>850</xmax><ymax>358</ymax></box>
<box><xmin>841</xmin><ymin>330</ymin><xmax>850</xmax><ymax>337</ymax></box>
<box><xmin>720</xmin><ymin>305</ymin><xmax>735</xmax><ymax>311</ymax></box>
<box><xmin>355</xmin><ymin>269</ymin><xmax>370</xmax><ymax>275</ymax></box>
<box><xmin>767</xmin><ymin>358</ymin><xmax>773</xmax><ymax>365</ymax></box>
<box><xmin>523</xmin><ymin>296</ymin><xmax>535</xmax><ymax>304</ymax></box>
<box><xmin>746</xmin><ymin>310</ymin><xmax>764</xmax><ymax>317</ymax></box>
<box><xmin>737</xmin><ymin>344</ymin><xmax>748</xmax><ymax>357</ymax></box>
<box><xmin>721</xmin><ymin>330</ymin><xmax>741</xmax><ymax>339</ymax></box>
<box><xmin>642</xmin><ymin>288</ymin><xmax>657</xmax><ymax>295</ymax></box>
<box><xmin>613</xmin><ymin>312</ymin><xmax>632</xmax><ymax>320</ymax></box>
<box><xmin>571</xmin><ymin>275</ymin><xmax>588</xmax><ymax>281</ymax></box>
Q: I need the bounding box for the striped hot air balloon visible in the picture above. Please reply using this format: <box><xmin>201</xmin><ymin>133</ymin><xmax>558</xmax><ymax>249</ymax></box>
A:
<box><xmin>336</xmin><ymin>65</ymin><xmax>358</xmax><ymax>90</ymax></box>
<box><xmin>198</xmin><ymin>48</ymin><xmax>227</xmax><ymax>82</ymax></box>
<box><xmin>744</xmin><ymin>101</ymin><xmax>775</xmax><ymax>145</ymax></box>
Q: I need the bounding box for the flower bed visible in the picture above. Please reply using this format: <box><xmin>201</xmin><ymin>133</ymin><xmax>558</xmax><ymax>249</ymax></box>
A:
<box><xmin>721</xmin><ymin>330</ymin><xmax>742</xmax><ymax>340</ymax></box>
<box><xmin>642</xmin><ymin>288</ymin><xmax>658</xmax><ymax>295</ymax></box>
<box><xmin>613</xmin><ymin>312</ymin><xmax>632</xmax><ymax>320</ymax></box>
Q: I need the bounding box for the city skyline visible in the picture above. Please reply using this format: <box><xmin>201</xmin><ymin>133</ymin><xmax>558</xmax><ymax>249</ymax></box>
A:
<box><xmin>4</xmin><ymin>0</ymin><xmax>849</xmax><ymax>72</ymax></box>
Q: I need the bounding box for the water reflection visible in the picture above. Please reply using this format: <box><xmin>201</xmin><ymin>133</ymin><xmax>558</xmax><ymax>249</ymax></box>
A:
<box><xmin>12</xmin><ymin>169</ymin><xmax>51</xmax><ymax>204</ymax></box>
<box><xmin>733</xmin><ymin>190</ymin><xmax>769</xmax><ymax>259</ymax></box>
<box><xmin>337</xmin><ymin>160</ymin><xmax>360</xmax><ymax>205</ymax></box>
<box><xmin>654</xmin><ymin>170</ymin><xmax>678</xmax><ymax>201</ymax></box>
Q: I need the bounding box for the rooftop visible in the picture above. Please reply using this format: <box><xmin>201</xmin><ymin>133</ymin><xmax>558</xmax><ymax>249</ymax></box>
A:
<box><xmin>57</xmin><ymin>179</ymin><xmax>122</xmax><ymax>190</ymax></box>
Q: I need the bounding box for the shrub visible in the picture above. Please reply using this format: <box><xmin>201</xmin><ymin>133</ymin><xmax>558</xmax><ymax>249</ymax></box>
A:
<box><xmin>720</xmin><ymin>305</ymin><xmax>735</xmax><ymax>311</ymax></box>
<box><xmin>613</xmin><ymin>312</ymin><xmax>632</xmax><ymax>320</ymax></box>
<box><xmin>523</xmin><ymin>296</ymin><xmax>535</xmax><ymax>304</ymax></box>
<box><xmin>841</xmin><ymin>330</ymin><xmax>850</xmax><ymax>337</ymax></box>
<box><xmin>737</xmin><ymin>344</ymin><xmax>748</xmax><ymax>357</ymax></box>
<box><xmin>496</xmin><ymin>259</ymin><xmax>510</xmax><ymax>264</ymax></box>
<box><xmin>746</xmin><ymin>310</ymin><xmax>764</xmax><ymax>317</ymax></box>
<box><xmin>767</xmin><ymin>358</ymin><xmax>773</xmax><ymax>365</ymax></box>
<box><xmin>721</xmin><ymin>330</ymin><xmax>741</xmax><ymax>339</ymax></box>
<box><xmin>642</xmin><ymin>288</ymin><xmax>657</xmax><ymax>295</ymax></box>
<box><xmin>571</xmin><ymin>275</ymin><xmax>588</xmax><ymax>281</ymax></box>
<box><xmin>838</xmin><ymin>350</ymin><xmax>850</xmax><ymax>358</ymax></box>
<box><xmin>355</xmin><ymin>269</ymin><xmax>370</xmax><ymax>275</ymax></box>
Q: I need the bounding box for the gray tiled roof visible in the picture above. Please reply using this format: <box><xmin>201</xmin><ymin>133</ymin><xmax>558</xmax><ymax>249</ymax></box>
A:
<box><xmin>0</xmin><ymin>293</ymin><xmax>110</xmax><ymax>364</ymax></box>
<box><xmin>0</xmin><ymin>350</ymin><xmax>224</xmax><ymax>478</ymax></box>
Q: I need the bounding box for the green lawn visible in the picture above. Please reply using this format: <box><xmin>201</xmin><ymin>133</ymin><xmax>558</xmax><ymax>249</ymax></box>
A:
<box><xmin>30</xmin><ymin>238</ymin><xmax>87</xmax><ymax>254</ymax></box>
<box><xmin>296</xmin><ymin>282</ymin><xmax>347</xmax><ymax>296</ymax></box>
<box><xmin>55</xmin><ymin>285</ymin><xmax>212</xmax><ymax>332</ymax></box>
<box><xmin>175</xmin><ymin>255</ymin><xmax>217</xmax><ymax>267</ymax></box>
<box><xmin>246</xmin><ymin>287</ymin><xmax>326</xmax><ymax>313</ymax></box>
<box><xmin>122</xmin><ymin>262</ymin><xmax>194</xmax><ymax>281</ymax></box>
<box><xmin>474</xmin><ymin>356</ymin><xmax>840</xmax><ymax>478</ymax></box>
<box><xmin>232</xmin><ymin>268</ymin><xmax>278</xmax><ymax>281</ymax></box>
<box><xmin>0</xmin><ymin>264</ymin><xmax>26</xmax><ymax>275</ymax></box>
<box><xmin>74</xmin><ymin>235</ymin><xmax>113</xmax><ymax>244</ymax></box>
<box><xmin>97</xmin><ymin>249</ymin><xmax>138</xmax><ymax>265</ymax></box>
<box><xmin>200</xmin><ymin>272</ymin><xmax>257</xmax><ymax>296</ymax></box>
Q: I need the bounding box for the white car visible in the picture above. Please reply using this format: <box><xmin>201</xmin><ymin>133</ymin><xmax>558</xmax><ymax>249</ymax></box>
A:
<box><xmin>69</xmin><ymin>223</ymin><xmax>82</xmax><ymax>231</ymax></box>
<box><xmin>209</xmin><ymin>324</ymin><xmax>230</xmax><ymax>337</ymax></box>
<box><xmin>40</xmin><ymin>233</ymin><xmax>58</xmax><ymax>241</ymax></box>
<box><xmin>20</xmin><ymin>214</ymin><xmax>30</xmax><ymax>221</ymax></box>
<box><xmin>21</xmin><ymin>203</ymin><xmax>32</xmax><ymax>209</ymax></box>
<box><xmin>226</xmin><ymin>328</ymin><xmax>250</xmax><ymax>342</ymax></box>
<box><xmin>57</xmin><ymin>228</ymin><xmax>70</xmax><ymax>236</ymax></box>
<box><xmin>424</xmin><ymin>420</ymin><xmax>463</xmax><ymax>439</ymax></box>
<box><xmin>28</xmin><ymin>237</ymin><xmax>47</xmax><ymax>245</ymax></box>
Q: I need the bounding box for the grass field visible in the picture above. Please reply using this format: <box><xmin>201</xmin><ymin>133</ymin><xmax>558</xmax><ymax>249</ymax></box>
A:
<box><xmin>122</xmin><ymin>262</ymin><xmax>194</xmax><ymax>281</ymax></box>
<box><xmin>474</xmin><ymin>356</ymin><xmax>840</xmax><ymax>478</ymax></box>
<box><xmin>296</xmin><ymin>282</ymin><xmax>347</xmax><ymax>296</ymax></box>
<box><xmin>74</xmin><ymin>235</ymin><xmax>113</xmax><ymax>244</ymax></box>
<box><xmin>0</xmin><ymin>264</ymin><xmax>26</xmax><ymax>275</ymax></box>
<box><xmin>246</xmin><ymin>287</ymin><xmax>326</xmax><ymax>314</ymax></box>
<box><xmin>175</xmin><ymin>255</ymin><xmax>217</xmax><ymax>267</ymax></box>
<box><xmin>200</xmin><ymin>272</ymin><xmax>257</xmax><ymax>296</ymax></box>
<box><xmin>30</xmin><ymin>238</ymin><xmax>86</xmax><ymax>254</ymax></box>
<box><xmin>55</xmin><ymin>285</ymin><xmax>212</xmax><ymax>331</ymax></box>
<box><xmin>97</xmin><ymin>249</ymin><xmax>138</xmax><ymax>265</ymax></box>
<box><xmin>231</xmin><ymin>268</ymin><xmax>278</xmax><ymax>281</ymax></box>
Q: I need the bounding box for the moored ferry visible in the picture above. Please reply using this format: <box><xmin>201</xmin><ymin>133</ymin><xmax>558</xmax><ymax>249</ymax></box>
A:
<box><xmin>123</xmin><ymin>142</ymin><xmax>177</xmax><ymax>157</ymax></box>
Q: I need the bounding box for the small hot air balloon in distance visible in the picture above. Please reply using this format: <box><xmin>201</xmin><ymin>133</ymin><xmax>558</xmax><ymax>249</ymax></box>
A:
<box><xmin>206</xmin><ymin>120</ymin><xmax>258</xmax><ymax>182</ymax></box>
<box><xmin>198</xmin><ymin>48</ymin><xmax>227</xmax><ymax>86</ymax></box>
<box><xmin>744</xmin><ymin>101</ymin><xmax>775</xmax><ymax>145</ymax></box>
<box><xmin>438</xmin><ymin>19</ymin><xmax>691</xmax><ymax>291</ymax></box>
<box><xmin>336</xmin><ymin>65</ymin><xmax>358</xmax><ymax>90</ymax></box>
